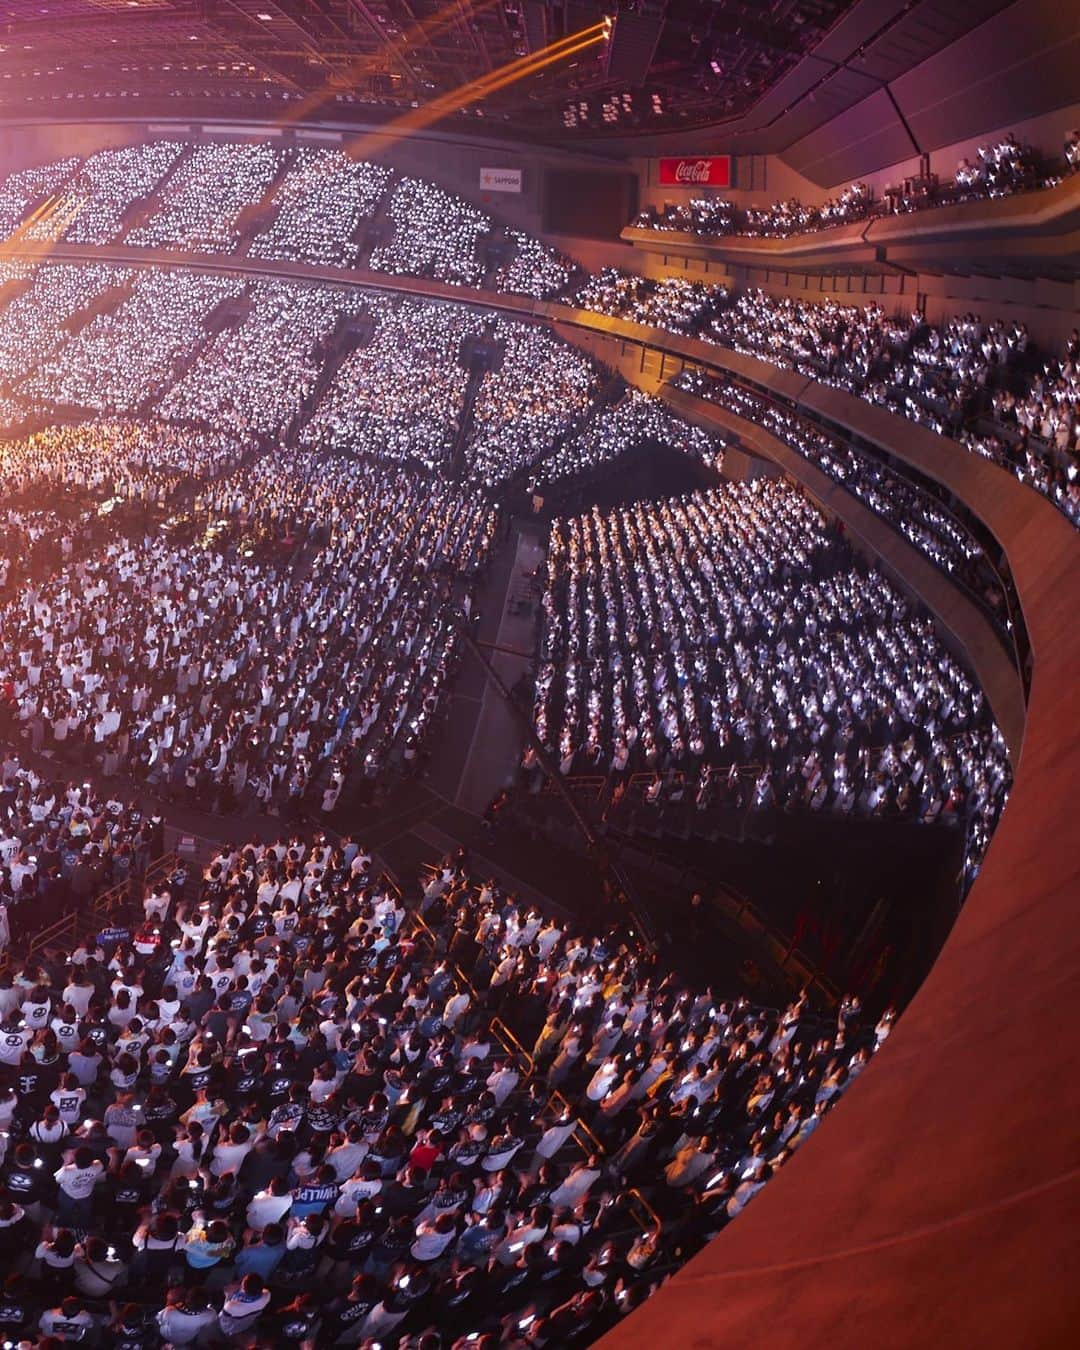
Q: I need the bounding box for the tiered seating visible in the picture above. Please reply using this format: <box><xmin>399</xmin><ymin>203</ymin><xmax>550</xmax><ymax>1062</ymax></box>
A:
<box><xmin>575</xmin><ymin>268</ymin><xmax>730</xmax><ymax>332</ymax></box>
<box><xmin>535</xmin><ymin>479</ymin><xmax>1009</xmax><ymax>881</ymax></box>
<box><xmin>538</xmin><ymin>389</ymin><xmax>725</xmax><ymax>486</ymax></box>
<box><xmin>371</xmin><ymin>176</ymin><xmax>491</xmax><ymax>286</ymax></box>
<box><xmin>300</xmin><ymin>295</ymin><xmax>479</xmax><ymax>470</ymax></box>
<box><xmin>0</xmin><ymin>262</ymin><xmax>130</xmax><ymax>393</ymax></box>
<box><xmin>125</xmin><ymin>141</ymin><xmax>283</xmax><ymax>253</ymax></box>
<box><xmin>158</xmin><ymin>280</ymin><xmax>365</xmax><ymax>437</ymax></box>
<box><xmin>20</xmin><ymin>268</ymin><xmax>244</xmax><ymax>415</ymax></box>
<box><xmin>468</xmin><ymin>323</ymin><xmax>601</xmax><ymax>485</ymax></box>
<box><xmin>0</xmin><ymin>155</ymin><xmax>79</xmax><ymax>235</ymax></box>
<box><xmin>249</xmin><ymin>147</ymin><xmax>391</xmax><ymax>267</ymax></box>
<box><xmin>61</xmin><ymin>141</ymin><xmax>186</xmax><ymax>245</ymax></box>
<box><xmin>494</xmin><ymin>229</ymin><xmax>576</xmax><ymax>299</ymax></box>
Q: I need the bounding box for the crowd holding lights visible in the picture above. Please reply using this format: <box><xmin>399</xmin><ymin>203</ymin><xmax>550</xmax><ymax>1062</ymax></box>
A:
<box><xmin>0</xmin><ymin>263</ymin><xmax>131</xmax><ymax>394</ymax></box>
<box><xmin>574</xmin><ymin>269</ymin><xmax>730</xmax><ymax>334</ymax></box>
<box><xmin>0</xmin><ymin>505</ymin><xmax>92</xmax><ymax>601</ymax></box>
<box><xmin>886</xmin><ymin>312</ymin><xmax>1030</xmax><ymax>434</ymax></box>
<box><xmin>0</xmin><ymin>825</ymin><xmax>893</xmax><ymax>1345</ymax></box>
<box><xmin>0</xmin><ymin>396</ymin><xmax>28</xmax><ymax>433</ymax></box>
<box><xmin>300</xmin><ymin>295</ymin><xmax>477</xmax><ymax>472</ymax></box>
<box><xmin>673</xmin><ymin>371</ymin><xmax>1003</xmax><ymax>613</ymax></box>
<box><xmin>992</xmin><ymin>329</ymin><xmax>1080</xmax><ymax>452</ymax></box>
<box><xmin>0</xmin><ymin>152</ymin><xmax>1065</xmax><ymax>523</ymax></box>
<box><xmin>0</xmin><ymin>448</ymin><xmax>495</xmax><ymax>819</ymax></box>
<box><xmin>0</xmin><ymin>132</ymin><xmax>1037</xmax><ymax>1344</ymax></box>
<box><xmin>249</xmin><ymin>149</ymin><xmax>391</xmax><ymax>269</ymax></box>
<box><xmin>0</xmin><ymin>140</ymin><xmax>589</xmax><ymax>303</ymax></box>
<box><xmin>20</xmin><ymin>269</ymin><xmax>244</xmax><ymax>417</ymax></box>
<box><xmin>0</xmin><ymin>156</ymin><xmax>80</xmax><ymax>236</ymax></box>
<box><xmin>633</xmin><ymin>183</ymin><xmax>874</xmax><ymax>239</ymax></box>
<box><xmin>468</xmin><ymin>324</ymin><xmax>601</xmax><ymax>486</ymax></box>
<box><xmin>632</xmin><ymin>130</ymin><xmax>1074</xmax><ymax>242</ymax></box>
<box><xmin>493</xmin><ymin>231</ymin><xmax>576</xmax><ymax>301</ymax></box>
<box><xmin>125</xmin><ymin>141</ymin><xmax>283</xmax><ymax>255</ymax></box>
<box><xmin>702</xmin><ymin>290</ymin><xmax>1042</xmax><ymax>440</ymax></box>
<box><xmin>963</xmin><ymin>330</ymin><xmax>1080</xmax><ymax>525</ymax></box>
<box><xmin>534</xmin><ymin>479</ymin><xmax>1009</xmax><ymax>879</ymax></box>
<box><xmin>371</xmin><ymin>178</ymin><xmax>492</xmax><ymax>288</ymax></box>
<box><xmin>572</xmin><ymin>278</ymin><xmax>1074</xmax><ymax>525</ymax></box>
<box><xmin>0</xmin><ymin>422</ymin><xmax>246</xmax><ymax>503</ymax></box>
<box><xmin>60</xmin><ymin>142</ymin><xmax>186</xmax><ymax>247</ymax></box>
<box><xmin>706</xmin><ymin>290</ymin><xmax>923</xmax><ymax>400</ymax></box>
<box><xmin>536</xmin><ymin>390</ymin><xmax>725</xmax><ymax>488</ymax></box>
<box><xmin>159</xmin><ymin>281</ymin><xmax>366</xmax><ymax>440</ymax></box>
<box><xmin>193</xmin><ymin>451</ymin><xmax>498</xmax><ymax>792</ymax></box>
<box><xmin>952</xmin><ymin>132</ymin><xmax>1046</xmax><ymax>200</ymax></box>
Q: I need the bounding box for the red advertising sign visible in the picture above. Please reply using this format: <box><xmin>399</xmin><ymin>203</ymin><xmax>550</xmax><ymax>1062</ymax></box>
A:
<box><xmin>658</xmin><ymin>155</ymin><xmax>732</xmax><ymax>188</ymax></box>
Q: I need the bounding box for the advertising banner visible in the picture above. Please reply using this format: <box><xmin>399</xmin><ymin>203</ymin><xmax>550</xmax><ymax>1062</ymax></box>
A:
<box><xmin>480</xmin><ymin>166</ymin><xmax>523</xmax><ymax>193</ymax></box>
<box><xmin>657</xmin><ymin>156</ymin><xmax>732</xmax><ymax>188</ymax></box>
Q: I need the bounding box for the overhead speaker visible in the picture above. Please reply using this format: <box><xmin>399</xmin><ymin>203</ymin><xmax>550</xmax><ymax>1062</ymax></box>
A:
<box><xmin>603</xmin><ymin>8</ymin><xmax>664</xmax><ymax>86</ymax></box>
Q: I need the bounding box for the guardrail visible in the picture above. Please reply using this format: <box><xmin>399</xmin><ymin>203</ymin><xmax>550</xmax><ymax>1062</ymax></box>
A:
<box><xmin>21</xmin><ymin>849</ymin><xmax>181</xmax><ymax>962</ymax></box>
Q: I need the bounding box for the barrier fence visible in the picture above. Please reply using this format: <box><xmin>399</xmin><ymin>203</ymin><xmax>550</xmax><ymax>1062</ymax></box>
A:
<box><xmin>13</xmin><ymin>849</ymin><xmax>181</xmax><ymax>965</ymax></box>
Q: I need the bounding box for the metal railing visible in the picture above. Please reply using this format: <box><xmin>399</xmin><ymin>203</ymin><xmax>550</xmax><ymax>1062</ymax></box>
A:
<box><xmin>21</xmin><ymin>850</ymin><xmax>181</xmax><ymax>962</ymax></box>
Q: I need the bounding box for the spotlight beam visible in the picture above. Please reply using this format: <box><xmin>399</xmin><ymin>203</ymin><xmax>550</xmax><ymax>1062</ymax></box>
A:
<box><xmin>339</xmin><ymin>23</ymin><xmax>607</xmax><ymax>161</ymax></box>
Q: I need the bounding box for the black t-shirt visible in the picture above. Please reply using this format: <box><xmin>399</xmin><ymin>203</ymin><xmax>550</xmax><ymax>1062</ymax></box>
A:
<box><xmin>83</xmin><ymin>1019</ymin><xmax>110</xmax><ymax>1052</ymax></box>
<box><xmin>185</xmin><ymin>1064</ymin><xmax>212</xmax><ymax>1093</ymax></box>
<box><xmin>264</xmin><ymin>1071</ymin><xmax>296</xmax><ymax>1109</ymax></box>
<box><xmin>227</xmin><ymin>990</ymin><xmax>253</xmax><ymax>1016</ymax></box>
<box><xmin>322</xmin><ymin>1296</ymin><xmax>376</xmax><ymax>1339</ymax></box>
<box><xmin>143</xmin><ymin>1098</ymin><xmax>178</xmax><ymax>1128</ymax></box>
<box><xmin>306</xmin><ymin>1101</ymin><xmax>338</xmax><ymax>1134</ymax></box>
<box><xmin>229</xmin><ymin>1059</ymin><xmax>260</xmax><ymax>1098</ymax></box>
<box><xmin>273</xmin><ymin>1308</ymin><xmax>318</xmax><ymax>1342</ymax></box>
<box><xmin>327</xmin><ymin>1222</ymin><xmax>379</xmax><ymax>1264</ymax></box>
<box><xmin>3</xmin><ymin>1159</ymin><xmax>48</xmax><ymax>1203</ymax></box>
<box><xmin>109</xmin><ymin>1322</ymin><xmax>157</xmax><ymax>1350</ymax></box>
<box><xmin>0</xmin><ymin>1295</ymin><xmax>27</xmax><ymax>1328</ymax></box>
<box><xmin>370</xmin><ymin>1226</ymin><xmax>410</xmax><ymax>1263</ymax></box>
<box><xmin>111</xmin><ymin>1175</ymin><xmax>148</xmax><ymax>1209</ymax></box>
<box><xmin>15</xmin><ymin>1065</ymin><xmax>46</xmax><ymax>1099</ymax></box>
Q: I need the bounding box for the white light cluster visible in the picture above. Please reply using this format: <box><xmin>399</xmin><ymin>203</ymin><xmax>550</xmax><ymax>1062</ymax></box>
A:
<box><xmin>301</xmin><ymin>295</ymin><xmax>480</xmax><ymax>471</ymax></box>
<box><xmin>21</xmin><ymin>267</ymin><xmax>243</xmax><ymax>414</ymax></box>
<box><xmin>250</xmin><ymin>147</ymin><xmax>391</xmax><ymax>267</ymax></box>
<box><xmin>159</xmin><ymin>279</ymin><xmax>364</xmax><ymax>437</ymax></box>
<box><xmin>370</xmin><ymin>176</ymin><xmax>491</xmax><ymax>286</ymax></box>
<box><xmin>126</xmin><ymin>140</ymin><xmax>282</xmax><ymax>253</ymax></box>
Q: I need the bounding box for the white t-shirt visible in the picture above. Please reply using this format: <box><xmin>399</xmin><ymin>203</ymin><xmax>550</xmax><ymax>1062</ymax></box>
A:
<box><xmin>55</xmin><ymin>1160</ymin><xmax>103</xmax><ymax>1199</ymax></box>
<box><xmin>411</xmin><ymin>1224</ymin><xmax>456</xmax><ymax>1261</ymax></box>
<box><xmin>50</xmin><ymin>1086</ymin><xmax>87</xmax><ymax>1126</ymax></box>
<box><xmin>0</xmin><ymin>1028</ymin><xmax>31</xmax><ymax>1066</ymax></box>
<box><xmin>210</xmin><ymin>1138</ymin><xmax>254</xmax><ymax>1177</ymax></box>
<box><xmin>21</xmin><ymin>999</ymin><xmax>51</xmax><ymax>1029</ymax></box>
<box><xmin>246</xmin><ymin>1191</ymin><xmax>293</xmax><ymax>1231</ymax></box>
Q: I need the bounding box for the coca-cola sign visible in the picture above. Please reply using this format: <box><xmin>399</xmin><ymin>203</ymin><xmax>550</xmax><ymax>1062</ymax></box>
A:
<box><xmin>657</xmin><ymin>155</ymin><xmax>732</xmax><ymax>188</ymax></box>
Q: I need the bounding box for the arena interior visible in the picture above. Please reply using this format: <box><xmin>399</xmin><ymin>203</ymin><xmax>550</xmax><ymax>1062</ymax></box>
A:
<box><xmin>0</xmin><ymin>0</ymin><xmax>1074</xmax><ymax>1346</ymax></box>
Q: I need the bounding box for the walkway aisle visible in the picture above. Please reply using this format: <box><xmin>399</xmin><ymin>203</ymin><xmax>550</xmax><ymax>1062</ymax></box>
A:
<box><xmin>453</xmin><ymin>524</ymin><xmax>545</xmax><ymax>815</ymax></box>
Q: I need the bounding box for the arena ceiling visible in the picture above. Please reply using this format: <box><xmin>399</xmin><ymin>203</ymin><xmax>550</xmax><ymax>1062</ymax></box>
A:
<box><xmin>0</xmin><ymin>0</ymin><xmax>1015</xmax><ymax>140</ymax></box>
